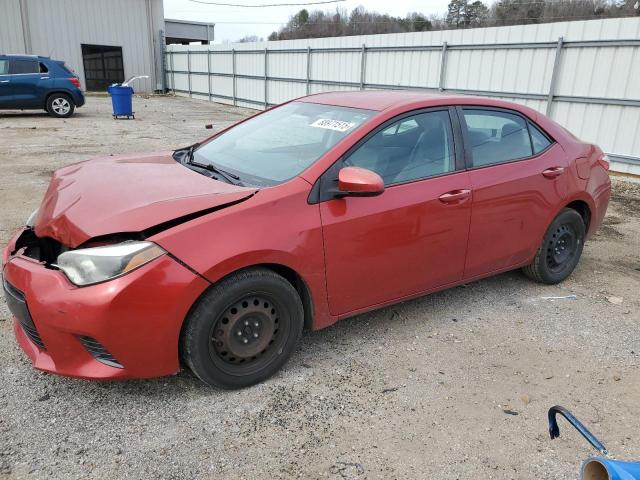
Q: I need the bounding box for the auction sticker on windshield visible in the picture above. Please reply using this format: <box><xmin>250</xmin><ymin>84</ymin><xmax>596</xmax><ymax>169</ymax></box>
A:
<box><xmin>310</xmin><ymin>118</ymin><xmax>356</xmax><ymax>132</ymax></box>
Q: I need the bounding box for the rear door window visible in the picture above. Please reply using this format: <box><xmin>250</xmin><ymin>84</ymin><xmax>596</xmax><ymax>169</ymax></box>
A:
<box><xmin>10</xmin><ymin>59</ymin><xmax>39</xmax><ymax>74</ymax></box>
<box><xmin>0</xmin><ymin>60</ymin><xmax>8</xmax><ymax>75</ymax></box>
<box><xmin>39</xmin><ymin>62</ymin><xmax>48</xmax><ymax>73</ymax></box>
<box><xmin>462</xmin><ymin>109</ymin><xmax>533</xmax><ymax>167</ymax></box>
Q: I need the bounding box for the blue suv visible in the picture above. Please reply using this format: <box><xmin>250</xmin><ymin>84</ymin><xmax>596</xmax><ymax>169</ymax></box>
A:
<box><xmin>0</xmin><ymin>55</ymin><xmax>85</xmax><ymax>118</ymax></box>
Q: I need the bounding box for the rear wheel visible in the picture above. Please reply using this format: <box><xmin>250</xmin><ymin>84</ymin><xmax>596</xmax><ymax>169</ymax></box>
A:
<box><xmin>46</xmin><ymin>93</ymin><xmax>75</xmax><ymax>118</ymax></box>
<box><xmin>522</xmin><ymin>208</ymin><xmax>585</xmax><ymax>284</ymax></box>
<box><xmin>181</xmin><ymin>268</ymin><xmax>304</xmax><ymax>389</ymax></box>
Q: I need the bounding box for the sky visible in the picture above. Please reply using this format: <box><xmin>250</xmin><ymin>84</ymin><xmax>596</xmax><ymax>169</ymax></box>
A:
<box><xmin>163</xmin><ymin>0</ymin><xmax>451</xmax><ymax>43</ymax></box>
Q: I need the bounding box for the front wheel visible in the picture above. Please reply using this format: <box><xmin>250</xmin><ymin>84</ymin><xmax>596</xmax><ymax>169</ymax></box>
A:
<box><xmin>181</xmin><ymin>268</ymin><xmax>304</xmax><ymax>389</ymax></box>
<box><xmin>522</xmin><ymin>208</ymin><xmax>585</xmax><ymax>284</ymax></box>
<box><xmin>46</xmin><ymin>93</ymin><xmax>75</xmax><ymax>118</ymax></box>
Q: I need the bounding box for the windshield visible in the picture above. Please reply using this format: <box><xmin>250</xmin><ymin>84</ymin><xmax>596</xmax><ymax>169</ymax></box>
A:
<box><xmin>192</xmin><ymin>102</ymin><xmax>375</xmax><ymax>186</ymax></box>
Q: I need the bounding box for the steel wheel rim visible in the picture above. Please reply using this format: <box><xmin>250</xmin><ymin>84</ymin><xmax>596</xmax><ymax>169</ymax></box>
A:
<box><xmin>208</xmin><ymin>293</ymin><xmax>287</xmax><ymax>375</ymax></box>
<box><xmin>52</xmin><ymin>98</ymin><xmax>70</xmax><ymax>115</ymax></box>
<box><xmin>546</xmin><ymin>224</ymin><xmax>578</xmax><ymax>272</ymax></box>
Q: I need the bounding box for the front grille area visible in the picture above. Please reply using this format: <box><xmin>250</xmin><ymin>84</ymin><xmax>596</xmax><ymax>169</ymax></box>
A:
<box><xmin>78</xmin><ymin>336</ymin><xmax>123</xmax><ymax>369</ymax></box>
<box><xmin>3</xmin><ymin>280</ymin><xmax>46</xmax><ymax>349</ymax></box>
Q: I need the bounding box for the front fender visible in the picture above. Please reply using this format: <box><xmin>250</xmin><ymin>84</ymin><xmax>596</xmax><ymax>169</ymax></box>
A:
<box><xmin>150</xmin><ymin>177</ymin><xmax>335</xmax><ymax>330</ymax></box>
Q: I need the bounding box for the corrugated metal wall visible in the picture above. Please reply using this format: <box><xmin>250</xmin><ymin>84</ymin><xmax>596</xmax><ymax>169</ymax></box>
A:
<box><xmin>166</xmin><ymin>17</ymin><xmax>640</xmax><ymax>174</ymax></box>
<box><xmin>0</xmin><ymin>0</ymin><xmax>164</xmax><ymax>92</ymax></box>
<box><xmin>0</xmin><ymin>0</ymin><xmax>27</xmax><ymax>53</ymax></box>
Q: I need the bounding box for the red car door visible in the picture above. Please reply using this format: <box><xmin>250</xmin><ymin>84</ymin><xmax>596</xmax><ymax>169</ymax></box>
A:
<box><xmin>458</xmin><ymin>107</ymin><xmax>569</xmax><ymax>279</ymax></box>
<box><xmin>317</xmin><ymin>109</ymin><xmax>472</xmax><ymax>316</ymax></box>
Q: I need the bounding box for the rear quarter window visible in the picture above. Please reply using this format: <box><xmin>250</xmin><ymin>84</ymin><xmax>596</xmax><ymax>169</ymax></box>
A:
<box><xmin>528</xmin><ymin>122</ymin><xmax>552</xmax><ymax>154</ymax></box>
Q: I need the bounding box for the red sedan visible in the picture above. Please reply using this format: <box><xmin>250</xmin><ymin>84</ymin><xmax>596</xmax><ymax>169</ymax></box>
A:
<box><xmin>3</xmin><ymin>91</ymin><xmax>610</xmax><ymax>388</ymax></box>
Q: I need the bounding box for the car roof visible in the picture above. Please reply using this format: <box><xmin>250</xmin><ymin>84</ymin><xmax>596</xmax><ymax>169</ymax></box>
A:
<box><xmin>299</xmin><ymin>90</ymin><xmax>473</xmax><ymax>112</ymax></box>
<box><xmin>0</xmin><ymin>54</ymin><xmax>50</xmax><ymax>60</ymax></box>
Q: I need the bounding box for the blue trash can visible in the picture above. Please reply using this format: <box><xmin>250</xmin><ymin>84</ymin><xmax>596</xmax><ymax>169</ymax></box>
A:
<box><xmin>107</xmin><ymin>85</ymin><xmax>135</xmax><ymax>119</ymax></box>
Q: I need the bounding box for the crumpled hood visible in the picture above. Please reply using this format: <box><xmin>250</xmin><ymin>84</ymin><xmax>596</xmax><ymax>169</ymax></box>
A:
<box><xmin>34</xmin><ymin>151</ymin><xmax>256</xmax><ymax>248</ymax></box>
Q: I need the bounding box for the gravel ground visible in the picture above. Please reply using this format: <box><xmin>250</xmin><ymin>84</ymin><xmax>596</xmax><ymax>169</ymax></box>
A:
<box><xmin>0</xmin><ymin>96</ymin><xmax>638</xmax><ymax>480</ymax></box>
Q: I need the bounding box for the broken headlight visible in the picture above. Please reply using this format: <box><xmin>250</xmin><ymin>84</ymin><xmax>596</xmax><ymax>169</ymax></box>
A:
<box><xmin>56</xmin><ymin>241</ymin><xmax>166</xmax><ymax>286</ymax></box>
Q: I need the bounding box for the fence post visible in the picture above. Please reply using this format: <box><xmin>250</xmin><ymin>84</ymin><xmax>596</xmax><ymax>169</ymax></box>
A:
<box><xmin>207</xmin><ymin>49</ymin><xmax>212</xmax><ymax>101</ymax></box>
<box><xmin>438</xmin><ymin>41</ymin><xmax>448</xmax><ymax>92</ymax></box>
<box><xmin>187</xmin><ymin>50</ymin><xmax>192</xmax><ymax>98</ymax></box>
<box><xmin>170</xmin><ymin>51</ymin><xmax>175</xmax><ymax>94</ymax></box>
<box><xmin>306</xmin><ymin>46</ymin><xmax>311</xmax><ymax>95</ymax></box>
<box><xmin>232</xmin><ymin>48</ymin><xmax>237</xmax><ymax>106</ymax></box>
<box><xmin>360</xmin><ymin>44</ymin><xmax>367</xmax><ymax>90</ymax></box>
<box><xmin>546</xmin><ymin>36</ymin><xmax>564</xmax><ymax>116</ymax></box>
<box><xmin>264</xmin><ymin>47</ymin><xmax>268</xmax><ymax>109</ymax></box>
<box><xmin>159</xmin><ymin>30</ymin><xmax>167</xmax><ymax>93</ymax></box>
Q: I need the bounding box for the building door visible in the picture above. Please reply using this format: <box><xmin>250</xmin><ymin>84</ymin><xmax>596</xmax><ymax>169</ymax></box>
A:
<box><xmin>81</xmin><ymin>44</ymin><xmax>124</xmax><ymax>91</ymax></box>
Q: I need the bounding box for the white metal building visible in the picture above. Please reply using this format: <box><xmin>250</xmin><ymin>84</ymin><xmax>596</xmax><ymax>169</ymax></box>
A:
<box><xmin>0</xmin><ymin>0</ymin><xmax>165</xmax><ymax>92</ymax></box>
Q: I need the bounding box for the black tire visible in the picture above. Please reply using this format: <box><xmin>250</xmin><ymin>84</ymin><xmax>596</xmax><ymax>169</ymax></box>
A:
<box><xmin>522</xmin><ymin>208</ymin><xmax>585</xmax><ymax>284</ymax></box>
<box><xmin>182</xmin><ymin>268</ymin><xmax>304</xmax><ymax>389</ymax></box>
<box><xmin>46</xmin><ymin>93</ymin><xmax>75</xmax><ymax>118</ymax></box>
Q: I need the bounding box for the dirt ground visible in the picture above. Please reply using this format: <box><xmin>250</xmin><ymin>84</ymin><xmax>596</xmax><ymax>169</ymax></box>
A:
<box><xmin>0</xmin><ymin>96</ymin><xmax>638</xmax><ymax>480</ymax></box>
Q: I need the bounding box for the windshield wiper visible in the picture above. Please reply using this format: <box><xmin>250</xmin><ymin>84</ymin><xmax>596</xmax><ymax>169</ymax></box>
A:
<box><xmin>190</xmin><ymin>160</ymin><xmax>243</xmax><ymax>186</ymax></box>
<box><xmin>178</xmin><ymin>143</ymin><xmax>244</xmax><ymax>186</ymax></box>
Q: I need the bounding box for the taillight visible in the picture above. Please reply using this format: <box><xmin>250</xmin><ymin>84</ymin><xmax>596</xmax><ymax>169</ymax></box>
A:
<box><xmin>68</xmin><ymin>77</ymin><xmax>81</xmax><ymax>88</ymax></box>
<box><xmin>597</xmin><ymin>153</ymin><xmax>610</xmax><ymax>171</ymax></box>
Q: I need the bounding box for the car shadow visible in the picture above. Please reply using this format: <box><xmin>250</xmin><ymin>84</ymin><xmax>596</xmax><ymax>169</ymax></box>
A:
<box><xmin>0</xmin><ymin>111</ymin><xmax>88</xmax><ymax>119</ymax></box>
<box><xmin>30</xmin><ymin>269</ymin><xmax>536</xmax><ymax>401</ymax></box>
<box><xmin>0</xmin><ymin>111</ymin><xmax>49</xmax><ymax>118</ymax></box>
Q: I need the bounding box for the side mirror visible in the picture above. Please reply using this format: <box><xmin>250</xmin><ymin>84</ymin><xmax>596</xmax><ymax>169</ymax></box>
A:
<box><xmin>337</xmin><ymin>166</ymin><xmax>384</xmax><ymax>197</ymax></box>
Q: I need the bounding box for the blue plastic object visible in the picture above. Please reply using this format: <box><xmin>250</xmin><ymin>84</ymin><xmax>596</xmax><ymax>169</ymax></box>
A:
<box><xmin>548</xmin><ymin>405</ymin><xmax>640</xmax><ymax>480</ymax></box>
<box><xmin>107</xmin><ymin>85</ymin><xmax>134</xmax><ymax>119</ymax></box>
<box><xmin>581</xmin><ymin>458</ymin><xmax>640</xmax><ymax>480</ymax></box>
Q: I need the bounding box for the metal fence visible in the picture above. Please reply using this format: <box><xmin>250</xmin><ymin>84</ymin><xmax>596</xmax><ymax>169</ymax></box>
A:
<box><xmin>165</xmin><ymin>18</ymin><xmax>640</xmax><ymax>174</ymax></box>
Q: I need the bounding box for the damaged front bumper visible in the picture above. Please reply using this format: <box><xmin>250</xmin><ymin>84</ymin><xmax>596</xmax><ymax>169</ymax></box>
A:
<box><xmin>2</xmin><ymin>228</ymin><xmax>209</xmax><ymax>380</ymax></box>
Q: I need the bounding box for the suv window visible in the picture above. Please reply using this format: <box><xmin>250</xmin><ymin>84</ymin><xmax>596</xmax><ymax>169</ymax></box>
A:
<box><xmin>39</xmin><ymin>62</ymin><xmax>48</xmax><ymax>73</ymax></box>
<box><xmin>10</xmin><ymin>59</ymin><xmax>38</xmax><ymax>74</ymax></box>
<box><xmin>462</xmin><ymin>109</ymin><xmax>533</xmax><ymax>167</ymax></box>
<box><xmin>345</xmin><ymin>110</ymin><xmax>455</xmax><ymax>185</ymax></box>
<box><xmin>0</xmin><ymin>60</ymin><xmax>8</xmax><ymax>75</ymax></box>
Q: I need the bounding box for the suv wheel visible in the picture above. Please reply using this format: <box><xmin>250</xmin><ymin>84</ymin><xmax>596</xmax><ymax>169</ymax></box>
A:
<box><xmin>46</xmin><ymin>94</ymin><xmax>75</xmax><ymax>118</ymax></box>
<box><xmin>181</xmin><ymin>268</ymin><xmax>304</xmax><ymax>389</ymax></box>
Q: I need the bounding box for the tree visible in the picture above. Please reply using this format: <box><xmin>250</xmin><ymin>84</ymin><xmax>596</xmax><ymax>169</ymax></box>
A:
<box><xmin>465</xmin><ymin>1</ymin><xmax>489</xmax><ymax>25</ymax></box>
<box><xmin>262</xmin><ymin>2</ymin><xmax>635</xmax><ymax>41</ymax></box>
<box><xmin>294</xmin><ymin>8</ymin><xmax>309</xmax><ymax>26</ymax></box>
<box><xmin>447</xmin><ymin>0</ymin><xmax>489</xmax><ymax>27</ymax></box>
<box><xmin>493</xmin><ymin>0</ymin><xmax>543</xmax><ymax>25</ymax></box>
<box><xmin>446</xmin><ymin>0</ymin><xmax>465</xmax><ymax>27</ymax></box>
<box><xmin>238</xmin><ymin>35</ymin><xmax>262</xmax><ymax>43</ymax></box>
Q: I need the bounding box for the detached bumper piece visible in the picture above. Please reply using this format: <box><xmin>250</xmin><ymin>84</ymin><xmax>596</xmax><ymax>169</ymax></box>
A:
<box><xmin>79</xmin><ymin>336</ymin><xmax>123</xmax><ymax>369</ymax></box>
<box><xmin>3</xmin><ymin>279</ymin><xmax>45</xmax><ymax>349</ymax></box>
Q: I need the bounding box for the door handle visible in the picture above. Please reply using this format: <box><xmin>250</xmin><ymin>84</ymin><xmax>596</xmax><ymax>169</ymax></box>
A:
<box><xmin>542</xmin><ymin>167</ymin><xmax>565</xmax><ymax>178</ymax></box>
<box><xmin>0</xmin><ymin>80</ymin><xmax>9</xmax><ymax>83</ymax></box>
<box><xmin>40</xmin><ymin>77</ymin><xmax>49</xmax><ymax>80</ymax></box>
<box><xmin>439</xmin><ymin>189</ymin><xmax>471</xmax><ymax>204</ymax></box>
